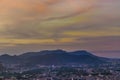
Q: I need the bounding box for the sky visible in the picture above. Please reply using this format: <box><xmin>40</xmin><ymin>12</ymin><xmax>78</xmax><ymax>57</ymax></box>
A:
<box><xmin>0</xmin><ymin>0</ymin><xmax>120</xmax><ymax>58</ymax></box>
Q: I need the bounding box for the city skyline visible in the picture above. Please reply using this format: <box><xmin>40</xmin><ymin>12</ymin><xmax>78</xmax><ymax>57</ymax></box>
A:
<box><xmin>0</xmin><ymin>0</ymin><xmax>120</xmax><ymax>58</ymax></box>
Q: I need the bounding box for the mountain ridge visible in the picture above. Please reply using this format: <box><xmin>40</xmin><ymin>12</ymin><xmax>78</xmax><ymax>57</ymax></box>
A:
<box><xmin>0</xmin><ymin>50</ymin><xmax>110</xmax><ymax>66</ymax></box>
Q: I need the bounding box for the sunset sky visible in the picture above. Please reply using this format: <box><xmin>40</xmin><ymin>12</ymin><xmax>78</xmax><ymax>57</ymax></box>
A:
<box><xmin>0</xmin><ymin>0</ymin><xmax>120</xmax><ymax>58</ymax></box>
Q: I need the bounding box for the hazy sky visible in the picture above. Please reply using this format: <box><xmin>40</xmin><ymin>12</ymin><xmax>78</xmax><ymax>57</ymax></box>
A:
<box><xmin>0</xmin><ymin>0</ymin><xmax>120</xmax><ymax>58</ymax></box>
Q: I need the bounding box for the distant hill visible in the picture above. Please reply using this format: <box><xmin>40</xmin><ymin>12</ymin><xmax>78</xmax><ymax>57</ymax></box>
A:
<box><xmin>0</xmin><ymin>50</ymin><xmax>109</xmax><ymax>66</ymax></box>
